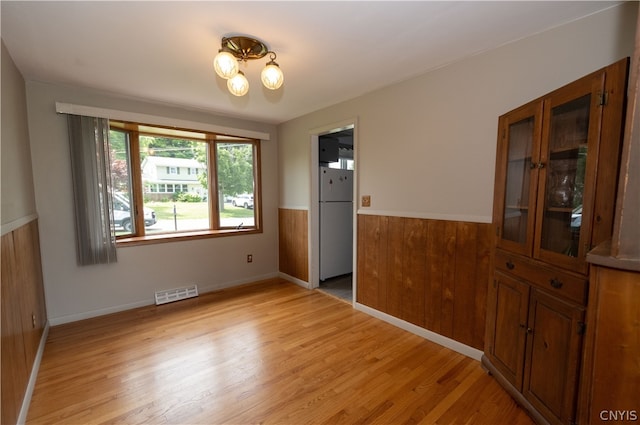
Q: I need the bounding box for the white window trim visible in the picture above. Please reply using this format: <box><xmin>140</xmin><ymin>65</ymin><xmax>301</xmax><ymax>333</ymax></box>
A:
<box><xmin>55</xmin><ymin>102</ymin><xmax>270</xmax><ymax>141</ymax></box>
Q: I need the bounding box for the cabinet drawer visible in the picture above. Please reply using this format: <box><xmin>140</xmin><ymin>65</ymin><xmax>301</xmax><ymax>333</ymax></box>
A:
<box><xmin>495</xmin><ymin>250</ymin><xmax>588</xmax><ymax>305</ymax></box>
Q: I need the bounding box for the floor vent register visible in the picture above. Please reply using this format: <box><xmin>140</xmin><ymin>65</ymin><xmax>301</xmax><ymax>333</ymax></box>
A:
<box><xmin>154</xmin><ymin>284</ymin><xmax>199</xmax><ymax>305</ymax></box>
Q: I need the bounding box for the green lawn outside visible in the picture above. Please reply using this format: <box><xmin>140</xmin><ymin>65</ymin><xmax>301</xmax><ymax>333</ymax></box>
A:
<box><xmin>146</xmin><ymin>201</ymin><xmax>254</xmax><ymax>220</ymax></box>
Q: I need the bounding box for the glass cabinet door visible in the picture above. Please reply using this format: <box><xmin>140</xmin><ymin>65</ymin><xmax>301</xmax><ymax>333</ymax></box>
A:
<box><xmin>535</xmin><ymin>74</ymin><xmax>604</xmax><ymax>272</ymax></box>
<box><xmin>495</xmin><ymin>103</ymin><xmax>542</xmax><ymax>256</ymax></box>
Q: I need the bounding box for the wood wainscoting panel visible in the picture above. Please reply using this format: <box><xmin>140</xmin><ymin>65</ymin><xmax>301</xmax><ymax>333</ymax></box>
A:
<box><xmin>357</xmin><ymin>214</ymin><xmax>492</xmax><ymax>351</ymax></box>
<box><xmin>1</xmin><ymin>219</ymin><xmax>47</xmax><ymax>425</ymax></box>
<box><xmin>278</xmin><ymin>208</ymin><xmax>308</xmax><ymax>282</ymax></box>
<box><xmin>13</xmin><ymin>221</ymin><xmax>48</xmax><ymax>364</ymax></box>
<box><xmin>1</xmin><ymin>231</ymin><xmax>29</xmax><ymax>425</ymax></box>
<box><xmin>400</xmin><ymin>218</ymin><xmax>428</xmax><ymax>327</ymax></box>
<box><xmin>440</xmin><ymin>220</ymin><xmax>460</xmax><ymax>339</ymax></box>
<box><xmin>454</xmin><ymin>221</ymin><xmax>492</xmax><ymax>349</ymax></box>
<box><xmin>425</xmin><ymin>220</ymin><xmax>446</xmax><ymax>333</ymax></box>
<box><xmin>386</xmin><ymin>216</ymin><xmax>406</xmax><ymax>320</ymax></box>
<box><xmin>356</xmin><ymin>214</ymin><xmax>388</xmax><ymax>311</ymax></box>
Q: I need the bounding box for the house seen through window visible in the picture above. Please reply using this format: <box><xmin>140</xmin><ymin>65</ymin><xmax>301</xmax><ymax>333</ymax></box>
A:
<box><xmin>109</xmin><ymin>121</ymin><xmax>260</xmax><ymax>241</ymax></box>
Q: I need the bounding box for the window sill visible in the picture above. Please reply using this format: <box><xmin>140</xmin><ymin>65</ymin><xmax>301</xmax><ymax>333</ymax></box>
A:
<box><xmin>116</xmin><ymin>227</ymin><xmax>261</xmax><ymax>247</ymax></box>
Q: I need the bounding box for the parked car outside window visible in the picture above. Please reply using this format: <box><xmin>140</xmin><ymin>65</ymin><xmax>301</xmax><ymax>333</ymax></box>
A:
<box><xmin>232</xmin><ymin>194</ymin><xmax>254</xmax><ymax>209</ymax></box>
<box><xmin>112</xmin><ymin>192</ymin><xmax>157</xmax><ymax>232</ymax></box>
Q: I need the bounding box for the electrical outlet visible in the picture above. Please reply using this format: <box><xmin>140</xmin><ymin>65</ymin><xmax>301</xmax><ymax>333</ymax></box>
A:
<box><xmin>362</xmin><ymin>195</ymin><xmax>371</xmax><ymax>207</ymax></box>
<box><xmin>247</xmin><ymin>254</ymin><xmax>253</xmax><ymax>263</ymax></box>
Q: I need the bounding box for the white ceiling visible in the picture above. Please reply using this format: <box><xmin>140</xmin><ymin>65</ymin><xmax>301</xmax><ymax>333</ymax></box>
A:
<box><xmin>1</xmin><ymin>1</ymin><xmax>622</xmax><ymax>124</ymax></box>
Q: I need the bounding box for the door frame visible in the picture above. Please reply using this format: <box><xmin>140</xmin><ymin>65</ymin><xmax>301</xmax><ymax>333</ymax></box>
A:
<box><xmin>308</xmin><ymin>118</ymin><xmax>358</xmax><ymax>301</ymax></box>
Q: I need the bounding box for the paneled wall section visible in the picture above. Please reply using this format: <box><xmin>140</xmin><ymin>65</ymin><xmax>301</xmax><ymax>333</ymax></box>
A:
<box><xmin>357</xmin><ymin>214</ymin><xmax>492</xmax><ymax>350</ymax></box>
<box><xmin>1</xmin><ymin>219</ymin><xmax>47</xmax><ymax>425</ymax></box>
<box><xmin>277</xmin><ymin>210</ymin><xmax>492</xmax><ymax>350</ymax></box>
<box><xmin>278</xmin><ymin>208</ymin><xmax>309</xmax><ymax>282</ymax></box>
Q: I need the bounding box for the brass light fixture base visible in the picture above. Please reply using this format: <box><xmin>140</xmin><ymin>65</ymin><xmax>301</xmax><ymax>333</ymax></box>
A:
<box><xmin>221</xmin><ymin>36</ymin><xmax>269</xmax><ymax>61</ymax></box>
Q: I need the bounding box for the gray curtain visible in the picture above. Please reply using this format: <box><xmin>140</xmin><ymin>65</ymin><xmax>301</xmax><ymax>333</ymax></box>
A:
<box><xmin>67</xmin><ymin>115</ymin><xmax>117</xmax><ymax>265</ymax></box>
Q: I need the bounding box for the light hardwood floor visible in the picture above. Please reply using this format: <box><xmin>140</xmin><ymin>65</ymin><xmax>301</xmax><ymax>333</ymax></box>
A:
<box><xmin>27</xmin><ymin>279</ymin><xmax>534</xmax><ymax>424</ymax></box>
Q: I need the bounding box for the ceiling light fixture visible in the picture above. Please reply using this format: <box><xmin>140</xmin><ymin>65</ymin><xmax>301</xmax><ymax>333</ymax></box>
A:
<box><xmin>213</xmin><ymin>35</ymin><xmax>284</xmax><ymax>97</ymax></box>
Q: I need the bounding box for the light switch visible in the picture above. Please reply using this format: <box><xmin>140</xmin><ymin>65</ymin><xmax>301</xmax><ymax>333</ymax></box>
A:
<box><xmin>362</xmin><ymin>195</ymin><xmax>371</xmax><ymax>207</ymax></box>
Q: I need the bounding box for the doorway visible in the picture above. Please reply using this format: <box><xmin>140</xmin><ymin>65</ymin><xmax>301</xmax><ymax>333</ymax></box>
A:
<box><xmin>310</xmin><ymin>121</ymin><xmax>356</xmax><ymax>303</ymax></box>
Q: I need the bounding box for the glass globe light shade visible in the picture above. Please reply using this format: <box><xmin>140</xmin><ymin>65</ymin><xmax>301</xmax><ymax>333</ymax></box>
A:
<box><xmin>261</xmin><ymin>62</ymin><xmax>284</xmax><ymax>90</ymax></box>
<box><xmin>227</xmin><ymin>71</ymin><xmax>249</xmax><ymax>96</ymax></box>
<box><xmin>214</xmin><ymin>51</ymin><xmax>239</xmax><ymax>79</ymax></box>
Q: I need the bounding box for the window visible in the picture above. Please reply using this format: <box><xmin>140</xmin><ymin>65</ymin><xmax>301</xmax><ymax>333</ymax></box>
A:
<box><xmin>328</xmin><ymin>158</ymin><xmax>355</xmax><ymax>170</ymax></box>
<box><xmin>109</xmin><ymin>120</ymin><xmax>261</xmax><ymax>243</ymax></box>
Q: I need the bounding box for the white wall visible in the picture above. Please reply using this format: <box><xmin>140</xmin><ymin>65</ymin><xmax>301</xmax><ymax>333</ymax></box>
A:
<box><xmin>26</xmin><ymin>81</ymin><xmax>279</xmax><ymax>324</ymax></box>
<box><xmin>1</xmin><ymin>41</ymin><xmax>37</xmax><ymax>227</ymax></box>
<box><xmin>278</xmin><ymin>3</ymin><xmax>637</xmax><ymax>223</ymax></box>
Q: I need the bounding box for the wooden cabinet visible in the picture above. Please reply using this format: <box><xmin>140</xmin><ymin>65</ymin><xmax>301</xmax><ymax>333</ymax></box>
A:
<box><xmin>483</xmin><ymin>58</ymin><xmax>629</xmax><ymax>425</ymax></box>
<box><xmin>523</xmin><ymin>289</ymin><xmax>585</xmax><ymax>425</ymax></box>
<box><xmin>487</xmin><ymin>267</ymin><xmax>586</xmax><ymax>425</ymax></box>
<box><xmin>486</xmin><ymin>272</ymin><xmax>529</xmax><ymax>390</ymax></box>
<box><xmin>493</xmin><ymin>58</ymin><xmax>628</xmax><ymax>275</ymax></box>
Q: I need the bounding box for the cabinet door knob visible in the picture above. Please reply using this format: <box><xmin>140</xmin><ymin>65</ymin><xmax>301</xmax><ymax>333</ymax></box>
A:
<box><xmin>506</xmin><ymin>260</ymin><xmax>515</xmax><ymax>270</ymax></box>
<box><xmin>537</xmin><ymin>162</ymin><xmax>545</xmax><ymax>169</ymax></box>
<box><xmin>550</xmin><ymin>278</ymin><xmax>563</xmax><ymax>289</ymax></box>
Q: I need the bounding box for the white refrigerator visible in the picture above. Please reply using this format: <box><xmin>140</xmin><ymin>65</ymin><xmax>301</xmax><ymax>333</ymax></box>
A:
<box><xmin>319</xmin><ymin>166</ymin><xmax>353</xmax><ymax>280</ymax></box>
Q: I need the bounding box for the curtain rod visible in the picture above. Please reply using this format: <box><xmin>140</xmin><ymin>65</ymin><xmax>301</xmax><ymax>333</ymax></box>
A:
<box><xmin>55</xmin><ymin>102</ymin><xmax>271</xmax><ymax>141</ymax></box>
